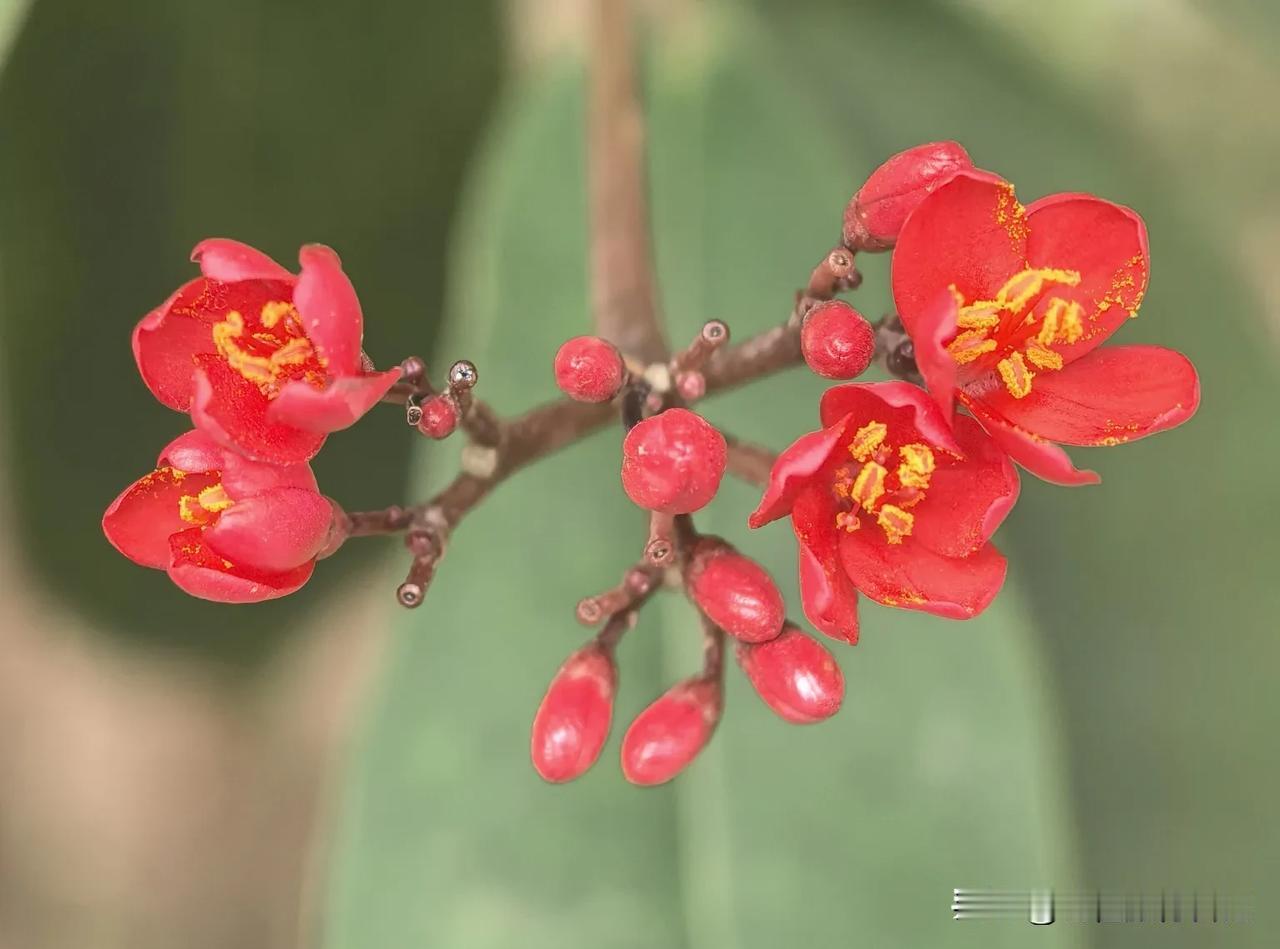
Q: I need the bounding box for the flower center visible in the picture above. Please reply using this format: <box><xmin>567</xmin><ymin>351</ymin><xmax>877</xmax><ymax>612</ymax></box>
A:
<box><xmin>946</xmin><ymin>267</ymin><xmax>1083</xmax><ymax>399</ymax></box>
<box><xmin>177</xmin><ymin>477</ymin><xmax>234</xmax><ymax>527</ymax></box>
<box><xmin>211</xmin><ymin>300</ymin><xmax>328</xmax><ymax>399</ymax></box>
<box><xmin>831</xmin><ymin>420</ymin><xmax>936</xmax><ymax>544</ymax></box>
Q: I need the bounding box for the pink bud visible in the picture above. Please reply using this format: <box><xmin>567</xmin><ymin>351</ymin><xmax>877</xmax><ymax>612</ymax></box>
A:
<box><xmin>843</xmin><ymin>141</ymin><xmax>973</xmax><ymax>251</ymax></box>
<box><xmin>530</xmin><ymin>644</ymin><xmax>617</xmax><ymax>783</ymax></box>
<box><xmin>736</xmin><ymin>624</ymin><xmax>844</xmax><ymax>724</ymax></box>
<box><xmin>687</xmin><ymin>538</ymin><xmax>784</xmax><ymax>643</ymax></box>
<box><xmin>554</xmin><ymin>336</ymin><xmax>625</xmax><ymax>403</ymax></box>
<box><xmin>416</xmin><ymin>395</ymin><xmax>458</xmax><ymax>439</ymax></box>
<box><xmin>800</xmin><ymin>300</ymin><xmax>876</xmax><ymax>380</ymax></box>
<box><xmin>621</xmin><ymin>408</ymin><xmax>726</xmax><ymax>514</ymax></box>
<box><xmin>621</xmin><ymin>677</ymin><xmax>721</xmax><ymax>786</ymax></box>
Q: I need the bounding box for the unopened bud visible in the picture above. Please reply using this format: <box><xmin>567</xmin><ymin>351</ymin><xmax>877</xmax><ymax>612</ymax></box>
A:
<box><xmin>800</xmin><ymin>300</ymin><xmax>876</xmax><ymax>380</ymax></box>
<box><xmin>686</xmin><ymin>538</ymin><xmax>784</xmax><ymax>643</ymax></box>
<box><xmin>530</xmin><ymin>644</ymin><xmax>617</xmax><ymax>783</ymax></box>
<box><xmin>620</xmin><ymin>677</ymin><xmax>721</xmax><ymax>786</ymax></box>
<box><xmin>621</xmin><ymin>408</ymin><xmax>726</xmax><ymax>515</ymax></box>
<box><xmin>736</xmin><ymin>624</ymin><xmax>844</xmax><ymax>724</ymax></box>
<box><xmin>416</xmin><ymin>395</ymin><xmax>458</xmax><ymax>439</ymax></box>
<box><xmin>843</xmin><ymin>141</ymin><xmax>973</xmax><ymax>251</ymax></box>
<box><xmin>554</xmin><ymin>336</ymin><xmax>625</xmax><ymax>403</ymax></box>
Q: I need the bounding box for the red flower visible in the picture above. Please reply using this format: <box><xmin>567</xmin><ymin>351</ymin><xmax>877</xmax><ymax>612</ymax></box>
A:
<box><xmin>892</xmin><ymin>171</ymin><xmax>1200</xmax><ymax>485</ymax></box>
<box><xmin>133</xmin><ymin>239</ymin><xmax>402</xmax><ymax>465</ymax></box>
<box><xmin>749</xmin><ymin>382</ymin><xmax>1019</xmax><ymax>640</ymax></box>
<box><xmin>102</xmin><ymin>429</ymin><xmax>337</xmax><ymax>602</ymax></box>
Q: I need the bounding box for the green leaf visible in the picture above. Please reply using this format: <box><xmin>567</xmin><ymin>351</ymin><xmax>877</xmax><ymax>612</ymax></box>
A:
<box><xmin>324</xmin><ymin>11</ymin><xmax>1083</xmax><ymax>947</ymax></box>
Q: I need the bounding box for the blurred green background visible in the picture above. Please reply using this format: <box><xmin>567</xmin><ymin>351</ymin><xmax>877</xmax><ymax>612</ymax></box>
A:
<box><xmin>1</xmin><ymin>1</ymin><xmax>1276</xmax><ymax>947</ymax></box>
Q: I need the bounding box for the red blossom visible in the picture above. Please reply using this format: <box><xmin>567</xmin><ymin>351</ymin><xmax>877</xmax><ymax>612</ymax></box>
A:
<box><xmin>800</xmin><ymin>300</ymin><xmax>876</xmax><ymax>380</ymax></box>
<box><xmin>621</xmin><ymin>408</ymin><xmax>727</xmax><ymax>514</ymax></box>
<box><xmin>891</xmin><ymin>171</ymin><xmax>1200</xmax><ymax>485</ymax></box>
<box><xmin>132</xmin><ymin>239</ymin><xmax>402</xmax><ymax>465</ymax></box>
<box><xmin>102</xmin><ymin>429</ymin><xmax>337</xmax><ymax>602</ymax></box>
<box><xmin>749</xmin><ymin>382</ymin><xmax>1019</xmax><ymax>637</ymax></box>
<box><xmin>530</xmin><ymin>643</ymin><xmax>617</xmax><ymax>783</ymax></box>
<box><xmin>843</xmin><ymin>141</ymin><xmax>974</xmax><ymax>251</ymax></box>
<box><xmin>735</xmin><ymin>624</ymin><xmax>844</xmax><ymax>724</ymax></box>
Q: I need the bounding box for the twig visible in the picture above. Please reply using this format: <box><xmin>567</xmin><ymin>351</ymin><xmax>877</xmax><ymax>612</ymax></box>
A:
<box><xmin>722</xmin><ymin>435</ymin><xmax>778</xmax><ymax>488</ymax></box>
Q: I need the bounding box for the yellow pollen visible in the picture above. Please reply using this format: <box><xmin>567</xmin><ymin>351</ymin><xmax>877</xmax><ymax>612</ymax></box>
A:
<box><xmin>956</xmin><ymin>302</ymin><xmax>1001</xmax><ymax>330</ymax></box>
<box><xmin>897</xmin><ymin>443</ymin><xmax>935</xmax><ymax>490</ymax></box>
<box><xmin>847</xmin><ymin>421</ymin><xmax>887</xmax><ymax>462</ymax></box>
<box><xmin>211</xmin><ymin>302</ymin><xmax>325</xmax><ymax>398</ymax></box>
<box><xmin>1059</xmin><ymin>301</ymin><xmax>1084</xmax><ymax>343</ymax></box>
<box><xmin>259</xmin><ymin>300</ymin><xmax>298</xmax><ymax>328</ymax></box>
<box><xmin>1024</xmin><ymin>342</ymin><xmax>1064</xmax><ymax>371</ymax></box>
<box><xmin>877</xmin><ymin>504</ymin><xmax>914</xmax><ymax>544</ymax></box>
<box><xmin>997</xmin><ymin>352</ymin><xmax>1034</xmax><ymax>399</ymax></box>
<box><xmin>270</xmin><ymin>336</ymin><xmax>315</xmax><ymax>367</ymax></box>
<box><xmin>850</xmin><ymin>461</ymin><xmax>887</xmax><ymax>510</ymax></box>
<box><xmin>178</xmin><ymin>483</ymin><xmax>234</xmax><ymax>526</ymax></box>
<box><xmin>832</xmin><ymin>466</ymin><xmax>852</xmax><ymax>499</ymax></box>
<box><xmin>834</xmin><ymin>511</ymin><xmax>861</xmax><ymax>533</ymax></box>
<box><xmin>947</xmin><ymin>330</ymin><xmax>998</xmax><ymax>365</ymax></box>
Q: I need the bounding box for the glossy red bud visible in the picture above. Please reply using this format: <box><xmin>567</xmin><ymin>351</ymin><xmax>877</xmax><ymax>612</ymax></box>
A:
<box><xmin>800</xmin><ymin>300</ymin><xmax>876</xmax><ymax>380</ymax></box>
<box><xmin>416</xmin><ymin>395</ymin><xmax>458</xmax><ymax>439</ymax></box>
<box><xmin>620</xmin><ymin>408</ymin><xmax>726</xmax><ymax>514</ymax></box>
<box><xmin>530</xmin><ymin>643</ymin><xmax>617</xmax><ymax>783</ymax></box>
<box><xmin>736</xmin><ymin>625</ymin><xmax>844</xmax><ymax>724</ymax></box>
<box><xmin>843</xmin><ymin>141</ymin><xmax>973</xmax><ymax>251</ymax></box>
<box><xmin>554</xmin><ymin>335</ymin><xmax>625</xmax><ymax>403</ymax></box>
<box><xmin>687</xmin><ymin>539</ymin><xmax>784</xmax><ymax>643</ymax></box>
<box><xmin>621</xmin><ymin>677</ymin><xmax>721</xmax><ymax>786</ymax></box>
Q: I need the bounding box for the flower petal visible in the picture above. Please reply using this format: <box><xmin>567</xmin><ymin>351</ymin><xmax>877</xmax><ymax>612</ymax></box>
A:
<box><xmin>977</xmin><ymin>344</ymin><xmax>1199</xmax><ymax>447</ymax></box>
<box><xmin>912</xmin><ymin>414</ymin><xmax>1019</xmax><ymax>557</ymax></box>
<box><xmin>191</xmin><ymin>359</ymin><xmax>327</xmax><ymax>465</ymax></box>
<box><xmin>102</xmin><ymin>466</ymin><xmax>220</xmax><ymax>569</ymax></box>
<box><xmin>1023</xmin><ymin>193</ymin><xmax>1148</xmax><ymax>364</ymax></box>
<box><xmin>748</xmin><ymin>414</ymin><xmax>853</xmax><ymax>528</ymax></box>
<box><xmin>891</xmin><ymin>170</ymin><xmax>1027</xmax><ymax>341</ymax></box>
<box><xmin>791</xmin><ymin>484</ymin><xmax>860</xmax><ymax>644</ymax></box>
<box><xmin>910</xmin><ymin>288</ymin><xmax>961</xmax><ymax>420</ymax></box>
<box><xmin>203</xmin><ymin>487</ymin><xmax>333</xmax><ymax>572</ymax></box>
<box><xmin>819</xmin><ymin>381</ymin><xmax>963</xmax><ymax>455</ymax></box>
<box><xmin>167</xmin><ymin>529</ymin><xmax>314</xmax><ymax>603</ymax></box>
<box><xmin>267</xmin><ymin>369</ymin><xmax>401</xmax><ymax>433</ymax></box>
<box><xmin>191</xmin><ymin>238</ymin><xmax>295</xmax><ymax>283</ymax></box>
<box><xmin>294</xmin><ymin>244</ymin><xmax>363</xmax><ymax>376</ymax></box>
<box><xmin>156</xmin><ymin>428</ymin><xmax>222</xmax><ymax>474</ymax></box>
<box><xmin>962</xmin><ymin>394</ymin><xmax>1100</xmax><ymax>486</ymax></box>
<box><xmin>839</xmin><ymin>530</ymin><xmax>1007</xmax><ymax>620</ymax></box>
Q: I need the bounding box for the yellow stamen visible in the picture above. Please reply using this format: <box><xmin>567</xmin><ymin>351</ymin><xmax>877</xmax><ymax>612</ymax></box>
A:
<box><xmin>1058</xmin><ymin>301</ymin><xmax>1084</xmax><ymax>343</ymax></box>
<box><xmin>834</xmin><ymin>511</ymin><xmax>861</xmax><ymax>533</ymax></box>
<box><xmin>1024</xmin><ymin>342</ymin><xmax>1064</xmax><ymax>371</ymax></box>
<box><xmin>947</xmin><ymin>330</ymin><xmax>998</xmax><ymax>365</ymax></box>
<box><xmin>259</xmin><ymin>300</ymin><xmax>298</xmax><ymax>328</ymax></box>
<box><xmin>997</xmin><ymin>352</ymin><xmax>1034</xmax><ymax>399</ymax></box>
<box><xmin>897</xmin><ymin>443</ymin><xmax>935</xmax><ymax>490</ymax></box>
<box><xmin>956</xmin><ymin>303</ymin><xmax>1001</xmax><ymax>330</ymax></box>
<box><xmin>850</xmin><ymin>462</ymin><xmax>887</xmax><ymax>510</ymax></box>
<box><xmin>847</xmin><ymin>421</ymin><xmax>887</xmax><ymax>462</ymax></box>
<box><xmin>178</xmin><ymin>483</ymin><xmax>234</xmax><ymax>526</ymax></box>
<box><xmin>877</xmin><ymin>504</ymin><xmax>914</xmax><ymax>544</ymax></box>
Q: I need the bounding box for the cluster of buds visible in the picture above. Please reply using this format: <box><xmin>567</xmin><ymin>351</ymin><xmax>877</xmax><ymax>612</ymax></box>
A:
<box><xmin>103</xmin><ymin>139</ymin><xmax>1200</xmax><ymax>787</ymax></box>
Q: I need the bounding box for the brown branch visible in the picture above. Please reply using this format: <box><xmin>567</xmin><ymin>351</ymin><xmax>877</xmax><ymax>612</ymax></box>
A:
<box><xmin>722</xmin><ymin>435</ymin><xmax>778</xmax><ymax>488</ymax></box>
<box><xmin>588</xmin><ymin>0</ymin><xmax>668</xmax><ymax>363</ymax></box>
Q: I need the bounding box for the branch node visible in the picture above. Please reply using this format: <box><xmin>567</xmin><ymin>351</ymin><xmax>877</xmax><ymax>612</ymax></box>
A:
<box><xmin>460</xmin><ymin>444</ymin><xmax>500</xmax><ymax>479</ymax></box>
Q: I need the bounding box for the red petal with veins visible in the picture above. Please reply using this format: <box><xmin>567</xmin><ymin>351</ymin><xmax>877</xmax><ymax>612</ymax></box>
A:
<box><xmin>102</xmin><ymin>466</ymin><xmax>221</xmax><ymax>569</ymax></box>
<box><xmin>167</xmin><ymin>529</ymin><xmax>315</xmax><ymax>603</ymax></box>
<box><xmin>203</xmin><ymin>487</ymin><xmax>333</xmax><ymax>572</ymax></box>
<box><xmin>979</xmin><ymin>345</ymin><xmax>1198</xmax><ymax>447</ymax></box>
<box><xmin>748</xmin><ymin>413</ymin><xmax>853</xmax><ymax>529</ymax></box>
<box><xmin>268</xmin><ymin>369</ymin><xmax>401</xmax><ymax>433</ymax></box>
<box><xmin>819</xmin><ymin>381</ymin><xmax>963</xmax><ymax>455</ymax></box>
<box><xmin>191</xmin><ymin>238</ymin><xmax>294</xmax><ymax>284</ymax></box>
<box><xmin>191</xmin><ymin>360</ymin><xmax>327</xmax><ymax>465</ymax></box>
<box><xmin>1023</xmin><ymin>193</ymin><xmax>1148</xmax><ymax>366</ymax></box>
<box><xmin>791</xmin><ymin>484</ymin><xmax>860</xmax><ymax>644</ymax></box>
<box><xmin>912</xmin><ymin>414</ymin><xmax>1019</xmax><ymax>558</ymax></box>
<box><xmin>891</xmin><ymin>170</ymin><xmax>1026</xmax><ymax>340</ymax></box>
<box><xmin>838</xmin><ymin>531</ymin><xmax>1007</xmax><ymax>620</ymax></box>
<box><xmin>962</xmin><ymin>394</ymin><xmax>1100</xmax><ymax>486</ymax></box>
<box><xmin>294</xmin><ymin>244</ymin><xmax>364</xmax><ymax>376</ymax></box>
<box><xmin>910</xmin><ymin>288</ymin><xmax>961</xmax><ymax>420</ymax></box>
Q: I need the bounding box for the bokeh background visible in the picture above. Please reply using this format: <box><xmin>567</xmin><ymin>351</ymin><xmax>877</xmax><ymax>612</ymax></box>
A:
<box><xmin>1</xmin><ymin>0</ymin><xmax>1277</xmax><ymax>946</ymax></box>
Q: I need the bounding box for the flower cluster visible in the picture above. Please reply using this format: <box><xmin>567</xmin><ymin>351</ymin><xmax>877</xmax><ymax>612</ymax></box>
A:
<box><xmin>105</xmin><ymin>239</ymin><xmax>404</xmax><ymax>601</ymax></box>
<box><xmin>103</xmin><ymin>141</ymin><xmax>1198</xmax><ymax>786</ymax></box>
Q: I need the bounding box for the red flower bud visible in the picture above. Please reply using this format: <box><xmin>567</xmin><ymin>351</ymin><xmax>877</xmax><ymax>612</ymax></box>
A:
<box><xmin>621</xmin><ymin>677</ymin><xmax>722</xmax><ymax>786</ymax></box>
<box><xmin>686</xmin><ymin>538</ymin><xmax>784</xmax><ymax>643</ymax></box>
<box><xmin>621</xmin><ymin>408</ymin><xmax>726</xmax><ymax>514</ymax></box>
<box><xmin>800</xmin><ymin>300</ymin><xmax>876</xmax><ymax>380</ymax></box>
<box><xmin>843</xmin><ymin>141</ymin><xmax>973</xmax><ymax>251</ymax></box>
<box><xmin>416</xmin><ymin>394</ymin><xmax>458</xmax><ymax>439</ymax></box>
<box><xmin>554</xmin><ymin>335</ymin><xmax>625</xmax><ymax>403</ymax></box>
<box><xmin>530</xmin><ymin>643</ymin><xmax>617</xmax><ymax>783</ymax></box>
<box><xmin>736</xmin><ymin>625</ymin><xmax>844</xmax><ymax>724</ymax></box>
